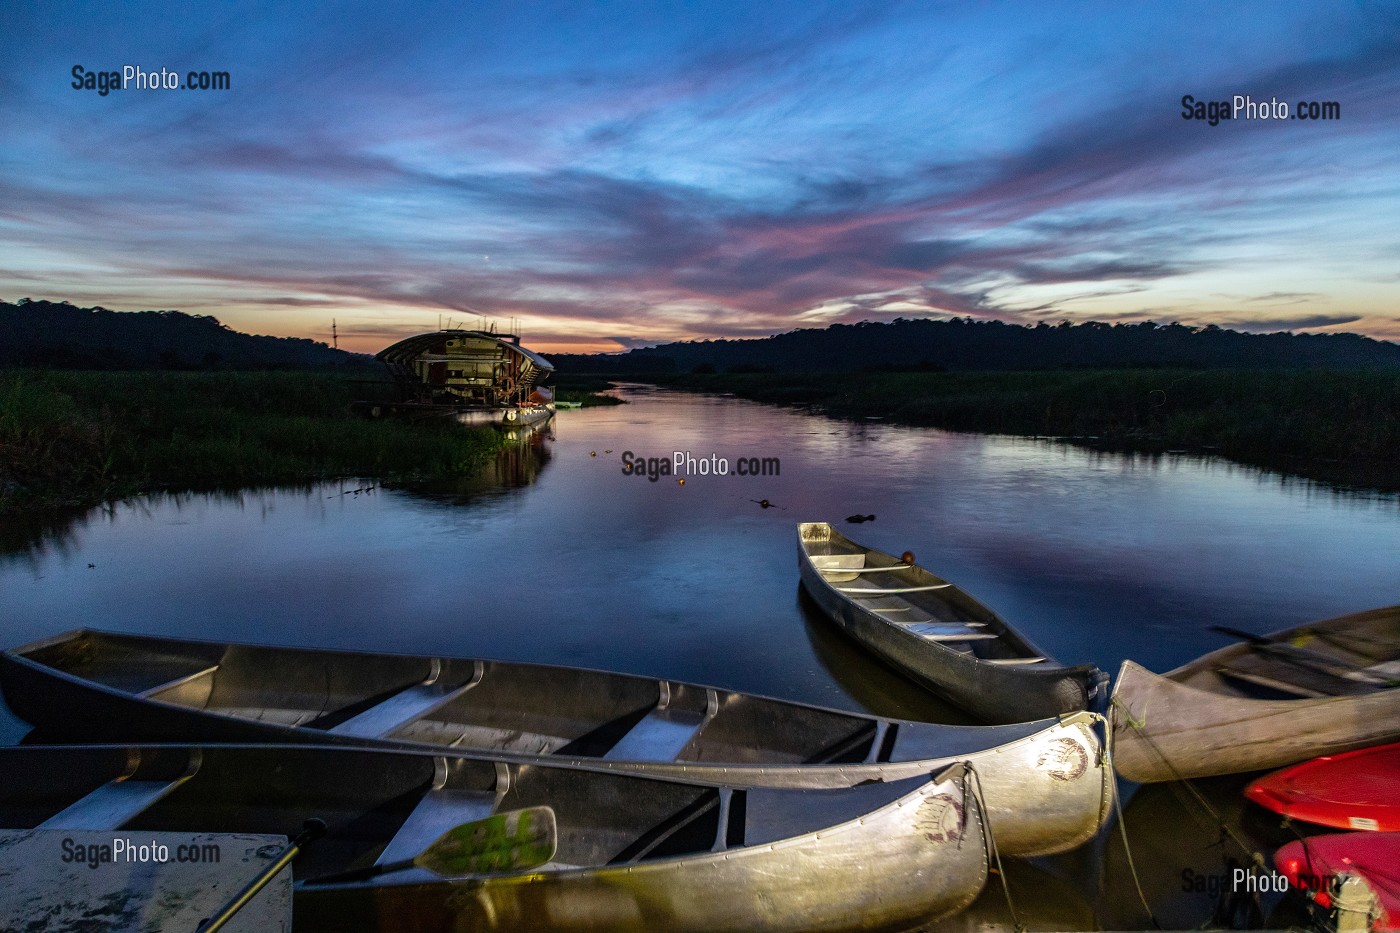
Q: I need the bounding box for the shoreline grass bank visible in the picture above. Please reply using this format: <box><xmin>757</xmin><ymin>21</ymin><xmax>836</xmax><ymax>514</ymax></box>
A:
<box><xmin>0</xmin><ymin>369</ymin><xmax>507</xmax><ymax>514</ymax></box>
<box><xmin>643</xmin><ymin>368</ymin><xmax>1400</xmax><ymax>491</ymax></box>
<box><xmin>552</xmin><ymin>375</ymin><xmax>626</xmax><ymax>407</ymax></box>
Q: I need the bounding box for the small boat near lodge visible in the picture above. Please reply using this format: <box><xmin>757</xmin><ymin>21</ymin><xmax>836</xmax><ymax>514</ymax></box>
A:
<box><xmin>1110</xmin><ymin>604</ymin><xmax>1400</xmax><ymax>784</ymax></box>
<box><xmin>796</xmin><ymin>522</ymin><xmax>1106</xmax><ymax>724</ymax></box>
<box><xmin>353</xmin><ymin>328</ymin><xmax>556</xmax><ymax>428</ymax></box>
<box><xmin>0</xmin><ymin>743</ymin><xmax>988</xmax><ymax>932</ymax></box>
<box><xmin>0</xmin><ymin>628</ymin><xmax>1110</xmax><ymax>857</ymax></box>
<box><xmin>1246</xmin><ymin>742</ymin><xmax>1400</xmax><ymax>832</ymax></box>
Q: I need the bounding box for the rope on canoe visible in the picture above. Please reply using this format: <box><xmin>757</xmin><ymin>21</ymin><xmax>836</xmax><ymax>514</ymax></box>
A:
<box><xmin>965</xmin><ymin>763</ymin><xmax>1024</xmax><ymax>933</ymax></box>
<box><xmin>1102</xmin><ymin>742</ymin><xmax>1162</xmax><ymax>930</ymax></box>
<box><xmin>1108</xmin><ymin>696</ymin><xmax>1265</xmax><ymax>871</ymax></box>
<box><xmin>1109</xmin><ymin>696</ymin><xmax>1279</xmax><ymax>928</ymax></box>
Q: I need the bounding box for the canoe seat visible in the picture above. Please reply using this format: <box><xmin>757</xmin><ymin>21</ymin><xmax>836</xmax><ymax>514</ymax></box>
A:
<box><xmin>908</xmin><ymin>629</ymin><xmax>996</xmax><ymax>643</ymax></box>
<box><xmin>605</xmin><ymin>709</ymin><xmax>706</xmax><ymax>761</ymax></box>
<box><xmin>809</xmin><ymin>554</ymin><xmax>866</xmax><ymax>571</ymax></box>
<box><xmin>837</xmin><ymin>584</ymin><xmax>952</xmax><ymax>596</ymax></box>
<box><xmin>215</xmin><ymin>706</ymin><xmax>322</xmax><ymax>727</ymax></box>
<box><xmin>1359</xmin><ymin>659</ymin><xmax>1400</xmax><ymax>680</ymax></box>
<box><xmin>604</xmin><ymin>687</ymin><xmax>719</xmax><ymax>762</ymax></box>
<box><xmin>1215</xmin><ymin>665</ymin><xmax>1326</xmax><ymax>699</ymax></box>
<box><xmin>374</xmin><ymin>787</ymin><xmax>497</xmax><ymax>868</ymax></box>
<box><xmin>329</xmin><ymin>679</ymin><xmax>479</xmax><ymax>740</ymax></box>
<box><xmin>811</xmin><ymin>553</ymin><xmax>867</xmax><ymax>583</ymax></box>
<box><xmin>1218</xmin><ymin>652</ymin><xmax>1381</xmax><ymax>698</ymax></box>
<box><xmin>40</xmin><ymin>768</ymin><xmax>197</xmax><ymax>831</ymax></box>
<box><xmin>914</xmin><ymin>621</ymin><xmax>985</xmax><ymax>628</ymax></box>
<box><xmin>137</xmin><ymin>665</ymin><xmax>219</xmax><ymax>699</ymax></box>
<box><xmin>818</xmin><ymin>565</ymin><xmax>904</xmax><ymax>575</ymax></box>
<box><xmin>904</xmin><ymin>622</ymin><xmax>991</xmax><ymax>641</ymax></box>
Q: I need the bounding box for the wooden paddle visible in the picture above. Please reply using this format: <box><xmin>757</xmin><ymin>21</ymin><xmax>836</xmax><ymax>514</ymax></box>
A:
<box><xmin>1210</xmin><ymin>625</ymin><xmax>1396</xmax><ymax>687</ymax></box>
<box><xmin>307</xmin><ymin>806</ymin><xmax>558</xmax><ymax>886</ymax></box>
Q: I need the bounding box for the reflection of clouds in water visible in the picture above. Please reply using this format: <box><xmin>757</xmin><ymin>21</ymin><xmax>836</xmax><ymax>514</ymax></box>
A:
<box><xmin>1</xmin><ymin>385</ymin><xmax>1398</xmax><ymax>703</ymax></box>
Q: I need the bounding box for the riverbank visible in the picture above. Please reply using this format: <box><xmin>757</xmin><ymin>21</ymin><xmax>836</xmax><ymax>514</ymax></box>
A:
<box><xmin>645</xmin><ymin>369</ymin><xmax>1400</xmax><ymax>491</ymax></box>
<box><xmin>0</xmin><ymin>369</ymin><xmax>506</xmax><ymax>514</ymax></box>
<box><xmin>552</xmin><ymin>375</ymin><xmax>626</xmax><ymax>407</ymax></box>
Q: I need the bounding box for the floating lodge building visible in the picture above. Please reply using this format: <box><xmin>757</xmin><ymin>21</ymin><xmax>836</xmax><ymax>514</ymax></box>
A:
<box><xmin>360</xmin><ymin>329</ymin><xmax>556</xmax><ymax>427</ymax></box>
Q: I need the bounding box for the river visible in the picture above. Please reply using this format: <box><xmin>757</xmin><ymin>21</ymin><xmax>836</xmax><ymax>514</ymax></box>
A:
<box><xmin>2</xmin><ymin>383</ymin><xmax>1396</xmax><ymax>928</ymax></box>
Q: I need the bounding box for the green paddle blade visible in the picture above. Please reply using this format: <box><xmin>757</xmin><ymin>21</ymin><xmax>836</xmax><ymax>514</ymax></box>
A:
<box><xmin>412</xmin><ymin>806</ymin><xmax>558</xmax><ymax>877</ymax></box>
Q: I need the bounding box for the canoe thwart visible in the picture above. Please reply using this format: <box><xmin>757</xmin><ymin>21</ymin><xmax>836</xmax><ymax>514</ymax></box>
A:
<box><xmin>39</xmin><ymin>751</ymin><xmax>202</xmax><ymax>831</ymax></box>
<box><xmin>903</xmin><ymin>622</ymin><xmax>989</xmax><ymax>638</ymax></box>
<box><xmin>137</xmin><ymin>665</ymin><xmax>220</xmax><ymax>699</ymax></box>
<box><xmin>375</xmin><ymin>792</ymin><xmax>498</xmax><ymax>868</ymax></box>
<box><xmin>1213</xmin><ymin>665</ymin><xmax>1327</xmax><ymax>699</ymax></box>
<box><xmin>604</xmin><ymin>708</ymin><xmax>707</xmax><ymax>762</ymax></box>
<box><xmin>913</xmin><ymin>631</ymin><xmax>998</xmax><ymax>643</ymax></box>
<box><xmin>329</xmin><ymin>670</ymin><xmax>482</xmax><ymax>740</ymax></box>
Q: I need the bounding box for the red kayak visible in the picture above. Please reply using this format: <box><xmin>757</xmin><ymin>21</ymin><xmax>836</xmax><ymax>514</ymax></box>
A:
<box><xmin>1275</xmin><ymin>832</ymin><xmax>1400</xmax><ymax>927</ymax></box>
<box><xmin>1246</xmin><ymin>742</ymin><xmax>1400</xmax><ymax>832</ymax></box>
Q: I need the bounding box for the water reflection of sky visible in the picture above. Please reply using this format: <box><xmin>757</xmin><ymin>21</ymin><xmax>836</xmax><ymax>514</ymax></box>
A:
<box><xmin>2</xmin><ymin>386</ymin><xmax>1398</xmax><ymax>747</ymax></box>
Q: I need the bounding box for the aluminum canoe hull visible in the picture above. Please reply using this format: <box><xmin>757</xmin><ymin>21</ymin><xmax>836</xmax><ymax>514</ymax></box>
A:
<box><xmin>0</xmin><ymin>630</ymin><xmax>1109</xmax><ymax>855</ymax></box>
<box><xmin>797</xmin><ymin>523</ymin><xmax>1102</xmax><ymax>724</ymax></box>
<box><xmin>0</xmin><ymin>744</ymin><xmax>989</xmax><ymax>933</ymax></box>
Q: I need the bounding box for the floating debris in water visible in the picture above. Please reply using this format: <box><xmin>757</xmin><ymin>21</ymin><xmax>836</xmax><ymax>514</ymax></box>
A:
<box><xmin>749</xmin><ymin>498</ymin><xmax>786</xmax><ymax>510</ymax></box>
<box><xmin>846</xmin><ymin>514</ymin><xmax>876</xmax><ymax>523</ymax></box>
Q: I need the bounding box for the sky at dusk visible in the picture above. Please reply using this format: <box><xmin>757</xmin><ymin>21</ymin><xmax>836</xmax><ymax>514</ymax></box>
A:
<box><xmin>2</xmin><ymin>2</ymin><xmax>1398</xmax><ymax>354</ymax></box>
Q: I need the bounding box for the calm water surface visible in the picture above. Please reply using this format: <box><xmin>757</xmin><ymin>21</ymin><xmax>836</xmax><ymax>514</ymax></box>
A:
<box><xmin>2</xmin><ymin>384</ymin><xmax>1396</xmax><ymax>928</ymax></box>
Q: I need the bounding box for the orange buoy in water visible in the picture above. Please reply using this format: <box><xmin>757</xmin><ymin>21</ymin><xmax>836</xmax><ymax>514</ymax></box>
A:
<box><xmin>901</xmin><ymin>551</ymin><xmax>916</xmax><ymax>565</ymax></box>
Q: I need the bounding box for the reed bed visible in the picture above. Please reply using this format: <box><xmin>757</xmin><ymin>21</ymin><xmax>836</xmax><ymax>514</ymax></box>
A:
<box><xmin>0</xmin><ymin>370</ymin><xmax>504</xmax><ymax>513</ymax></box>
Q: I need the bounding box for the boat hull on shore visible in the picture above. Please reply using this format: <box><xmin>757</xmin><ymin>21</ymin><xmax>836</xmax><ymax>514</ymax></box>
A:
<box><xmin>1246</xmin><ymin>742</ymin><xmax>1400</xmax><ymax>831</ymax></box>
<box><xmin>797</xmin><ymin>522</ymin><xmax>1103</xmax><ymax>724</ymax></box>
<box><xmin>0</xmin><ymin>629</ymin><xmax>1109</xmax><ymax>856</ymax></box>
<box><xmin>0</xmin><ymin>744</ymin><xmax>988</xmax><ymax>933</ymax></box>
<box><xmin>1110</xmin><ymin>605</ymin><xmax>1400</xmax><ymax>784</ymax></box>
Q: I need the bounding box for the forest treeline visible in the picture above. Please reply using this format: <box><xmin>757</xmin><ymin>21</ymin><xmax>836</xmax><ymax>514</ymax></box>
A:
<box><xmin>0</xmin><ymin>299</ymin><xmax>366</xmax><ymax>370</ymax></box>
<box><xmin>552</xmin><ymin>318</ymin><xmax>1400</xmax><ymax>374</ymax></box>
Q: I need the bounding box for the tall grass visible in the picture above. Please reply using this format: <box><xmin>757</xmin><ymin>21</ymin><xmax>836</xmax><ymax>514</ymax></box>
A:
<box><xmin>0</xmin><ymin>370</ymin><xmax>503</xmax><ymax>512</ymax></box>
